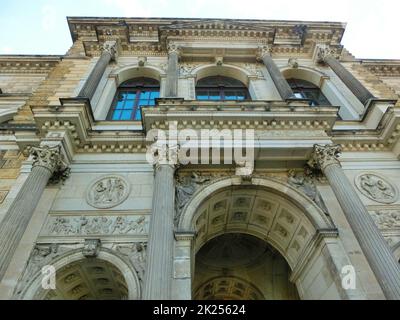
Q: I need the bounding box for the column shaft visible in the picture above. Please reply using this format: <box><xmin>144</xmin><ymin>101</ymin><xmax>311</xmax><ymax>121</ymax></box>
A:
<box><xmin>165</xmin><ymin>51</ymin><xmax>179</xmax><ymax>98</ymax></box>
<box><xmin>324</xmin><ymin>56</ymin><xmax>374</xmax><ymax>105</ymax></box>
<box><xmin>0</xmin><ymin>166</ymin><xmax>52</xmax><ymax>280</ymax></box>
<box><xmin>143</xmin><ymin>164</ymin><xmax>176</xmax><ymax>299</ymax></box>
<box><xmin>261</xmin><ymin>54</ymin><xmax>294</xmax><ymax>100</ymax></box>
<box><xmin>78</xmin><ymin>50</ymin><xmax>113</xmax><ymax>100</ymax></box>
<box><xmin>324</xmin><ymin>163</ymin><xmax>400</xmax><ymax>300</ymax></box>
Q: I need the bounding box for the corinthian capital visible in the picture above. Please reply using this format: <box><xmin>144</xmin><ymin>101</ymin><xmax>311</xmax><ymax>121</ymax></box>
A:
<box><xmin>308</xmin><ymin>144</ymin><xmax>342</xmax><ymax>171</ymax></box>
<box><xmin>167</xmin><ymin>43</ymin><xmax>182</xmax><ymax>56</ymax></box>
<box><xmin>315</xmin><ymin>45</ymin><xmax>340</xmax><ymax>64</ymax></box>
<box><xmin>256</xmin><ymin>45</ymin><xmax>271</xmax><ymax>61</ymax></box>
<box><xmin>30</xmin><ymin>145</ymin><xmax>66</xmax><ymax>173</ymax></box>
<box><xmin>102</xmin><ymin>41</ymin><xmax>118</xmax><ymax>60</ymax></box>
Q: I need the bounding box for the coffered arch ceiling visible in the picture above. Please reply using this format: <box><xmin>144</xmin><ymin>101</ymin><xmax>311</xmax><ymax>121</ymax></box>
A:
<box><xmin>42</xmin><ymin>259</ymin><xmax>128</xmax><ymax>300</ymax></box>
<box><xmin>194</xmin><ymin>275</ymin><xmax>265</xmax><ymax>300</ymax></box>
<box><xmin>189</xmin><ymin>182</ymin><xmax>331</xmax><ymax>270</ymax></box>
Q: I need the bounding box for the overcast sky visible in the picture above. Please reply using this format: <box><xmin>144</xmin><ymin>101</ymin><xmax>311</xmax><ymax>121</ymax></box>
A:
<box><xmin>0</xmin><ymin>0</ymin><xmax>399</xmax><ymax>59</ymax></box>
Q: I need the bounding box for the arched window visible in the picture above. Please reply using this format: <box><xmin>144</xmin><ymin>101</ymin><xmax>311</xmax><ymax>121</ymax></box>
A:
<box><xmin>196</xmin><ymin>76</ymin><xmax>250</xmax><ymax>101</ymax></box>
<box><xmin>287</xmin><ymin>78</ymin><xmax>331</xmax><ymax>106</ymax></box>
<box><xmin>107</xmin><ymin>77</ymin><xmax>160</xmax><ymax>121</ymax></box>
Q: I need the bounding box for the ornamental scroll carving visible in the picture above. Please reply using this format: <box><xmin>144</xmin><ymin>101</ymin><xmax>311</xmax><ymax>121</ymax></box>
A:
<box><xmin>42</xmin><ymin>215</ymin><xmax>149</xmax><ymax>236</ymax></box>
<box><xmin>355</xmin><ymin>173</ymin><xmax>398</xmax><ymax>204</ymax></box>
<box><xmin>86</xmin><ymin>175</ymin><xmax>130</xmax><ymax>209</ymax></box>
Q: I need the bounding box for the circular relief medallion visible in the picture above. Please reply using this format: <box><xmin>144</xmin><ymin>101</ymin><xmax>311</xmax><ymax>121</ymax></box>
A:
<box><xmin>355</xmin><ymin>173</ymin><xmax>398</xmax><ymax>204</ymax></box>
<box><xmin>86</xmin><ymin>175</ymin><xmax>130</xmax><ymax>209</ymax></box>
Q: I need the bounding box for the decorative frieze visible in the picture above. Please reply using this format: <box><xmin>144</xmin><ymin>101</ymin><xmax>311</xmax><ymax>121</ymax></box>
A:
<box><xmin>370</xmin><ymin>210</ymin><xmax>400</xmax><ymax>229</ymax></box>
<box><xmin>41</xmin><ymin>215</ymin><xmax>149</xmax><ymax>237</ymax></box>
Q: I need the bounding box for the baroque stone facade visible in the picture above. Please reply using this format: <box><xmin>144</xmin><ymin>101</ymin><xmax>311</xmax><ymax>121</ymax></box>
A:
<box><xmin>0</xmin><ymin>17</ymin><xmax>400</xmax><ymax>300</ymax></box>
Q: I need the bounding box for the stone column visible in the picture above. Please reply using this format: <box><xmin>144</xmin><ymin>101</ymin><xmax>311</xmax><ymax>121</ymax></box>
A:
<box><xmin>257</xmin><ymin>45</ymin><xmax>295</xmax><ymax>100</ymax></box>
<box><xmin>0</xmin><ymin>145</ymin><xmax>65</xmax><ymax>280</ymax></box>
<box><xmin>143</xmin><ymin>144</ymin><xmax>178</xmax><ymax>299</ymax></box>
<box><xmin>308</xmin><ymin>144</ymin><xmax>400</xmax><ymax>300</ymax></box>
<box><xmin>164</xmin><ymin>43</ymin><xmax>181</xmax><ymax>98</ymax></box>
<box><xmin>78</xmin><ymin>41</ymin><xmax>117</xmax><ymax>101</ymax></box>
<box><xmin>317</xmin><ymin>47</ymin><xmax>374</xmax><ymax>105</ymax></box>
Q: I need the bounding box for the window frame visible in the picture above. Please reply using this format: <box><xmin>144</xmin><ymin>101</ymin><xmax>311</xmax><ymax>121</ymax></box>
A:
<box><xmin>195</xmin><ymin>76</ymin><xmax>250</xmax><ymax>101</ymax></box>
<box><xmin>287</xmin><ymin>78</ymin><xmax>331</xmax><ymax>106</ymax></box>
<box><xmin>107</xmin><ymin>77</ymin><xmax>160</xmax><ymax>121</ymax></box>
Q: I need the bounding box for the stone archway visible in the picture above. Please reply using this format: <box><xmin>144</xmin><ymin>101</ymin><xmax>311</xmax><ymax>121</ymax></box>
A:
<box><xmin>176</xmin><ymin>176</ymin><xmax>363</xmax><ymax>300</ymax></box>
<box><xmin>40</xmin><ymin>258</ymin><xmax>129</xmax><ymax>300</ymax></box>
<box><xmin>19</xmin><ymin>248</ymin><xmax>141</xmax><ymax>300</ymax></box>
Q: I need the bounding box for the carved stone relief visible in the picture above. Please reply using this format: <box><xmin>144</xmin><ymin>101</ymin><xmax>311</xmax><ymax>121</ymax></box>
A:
<box><xmin>13</xmin><ymin>244</ymin><xmax>72</xmax><ymax>298</ymax></box>
<box><xmin>179</xmin><ymin>63</ymin><xmax>200</xmax><ymax>76</ymax></box>
<box><xmin>41</xmin><ymin>215</ymin><xmax>149</xmax><ymax>236</ymax></box>
<box><xmin>83</xmin><ymin>239</ymin><xmax>101</xmax><ymax>258</ymax></box>
<box><xmin>287</xmin><ymin>169</ymin><xmax>329</xmax><ymax>214</ymax></box>
<box><xmin>115</xmin><ymin>243</ymin><xmax>147</xmax><ymax>282</ymax></box>
<box><xmin>370</xmin><ymin>210</ymin><xmax>400</xmax><ymax>229</ymax></box>
<box><xmin>175</xmin><ymin>172</ymin><xmax>211</xmax><ymax>224</ymax></box>
<box><xmin>86</xmin><ymin>175</ymin><xmax>130</xmax><ymax>209</ymax></box>
<box><xmin>355</xmin><ymin>173</ymin><xmax>398</xmax><ymax>204</ymax></box>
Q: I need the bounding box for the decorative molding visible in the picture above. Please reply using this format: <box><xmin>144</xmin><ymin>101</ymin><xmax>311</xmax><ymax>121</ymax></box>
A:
<box><xmin>0</xmin><ymin>57</ymin><xmax>60</xmax><ymax>74</ymax></box>
<box><xmin>355</xmin><ymin>173</ymin><xmax>398</xmax><ymax>204</ymax></box>
<box><xmin>86</xmin><ymin>175</ymin><xmax>130</xmax><ymax>209</ymax></box>
<box><xmin>41</xmin><ymin>215</ymin><xmax>149</xmax><ymax>236</ymax></box>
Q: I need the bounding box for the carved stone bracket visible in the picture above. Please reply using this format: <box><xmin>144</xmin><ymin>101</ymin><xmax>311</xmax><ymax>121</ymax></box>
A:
<box><xmin>308</xmin><ymin>144</ymin><xmax>342</xmax><ymax>171</ymax></box>
<box><xmin>83</xmin><ymin>239</ymin><xmax>101</xmax><ymax>258</ymax></box>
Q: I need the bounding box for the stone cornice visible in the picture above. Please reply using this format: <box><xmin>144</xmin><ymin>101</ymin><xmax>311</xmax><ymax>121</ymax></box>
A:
<box><xmin>0</xmin><ymin>56</ymin><xmax>61</xmax><ymax>74</ymax></box>
<box><xmin>360</xmin><ymin>61</ymin><xmax>400</xmax><ymax>77</ymax></box>
<box><xmin>67</xmin><ymin>17</ymin><xmax>346</xmax><ymax>58</ymax></box>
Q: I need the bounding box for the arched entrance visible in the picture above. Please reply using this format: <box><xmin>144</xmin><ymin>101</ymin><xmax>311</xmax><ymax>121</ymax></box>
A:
<box><xmin>19</xmin><ymin>248</ymin><xmax>141</xmax><ymax>300</ymax></box>
<box><xmin>194</xmin><ymin>233</ymin><xmax>299</xmax><ymax>300</ymax></box>
<box><xmin>42</xmin><ymin>258</ymin><xmax>128</xmax><ymax>300</ymax></box>
<box><xmin>177</xmin><ymin>176</ymin><xmax>361</xmax><ymax>300</ymax></box>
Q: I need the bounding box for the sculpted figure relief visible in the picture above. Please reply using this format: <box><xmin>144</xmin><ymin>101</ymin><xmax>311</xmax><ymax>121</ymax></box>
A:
<box><xmin>116</xmin><ymin>243</ymin><xmax>147</xmax><ymax>282</ymax></box>
<box><xmin>371</xmin><ymin>210</ymin><xmax>400</xmax><ymax>229</ymax></box>
<box><xmin>43</xmin><ymin>215</ymin><xmax>149</xmax><ymax>236</ymax></box>
<box><xmin>287</xmin><ymin>169</ymin><xmax>329</xmax><ymax>214</ymax></box>
<box><xmin>355</xmin><ymin>173</ymin><xmax>398</xmax><ymax>204</ymax></box>
<box><xmin>86</xmin><ymin>176</ymin><xmax>130</xmax><ymax>209</ymax></box>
